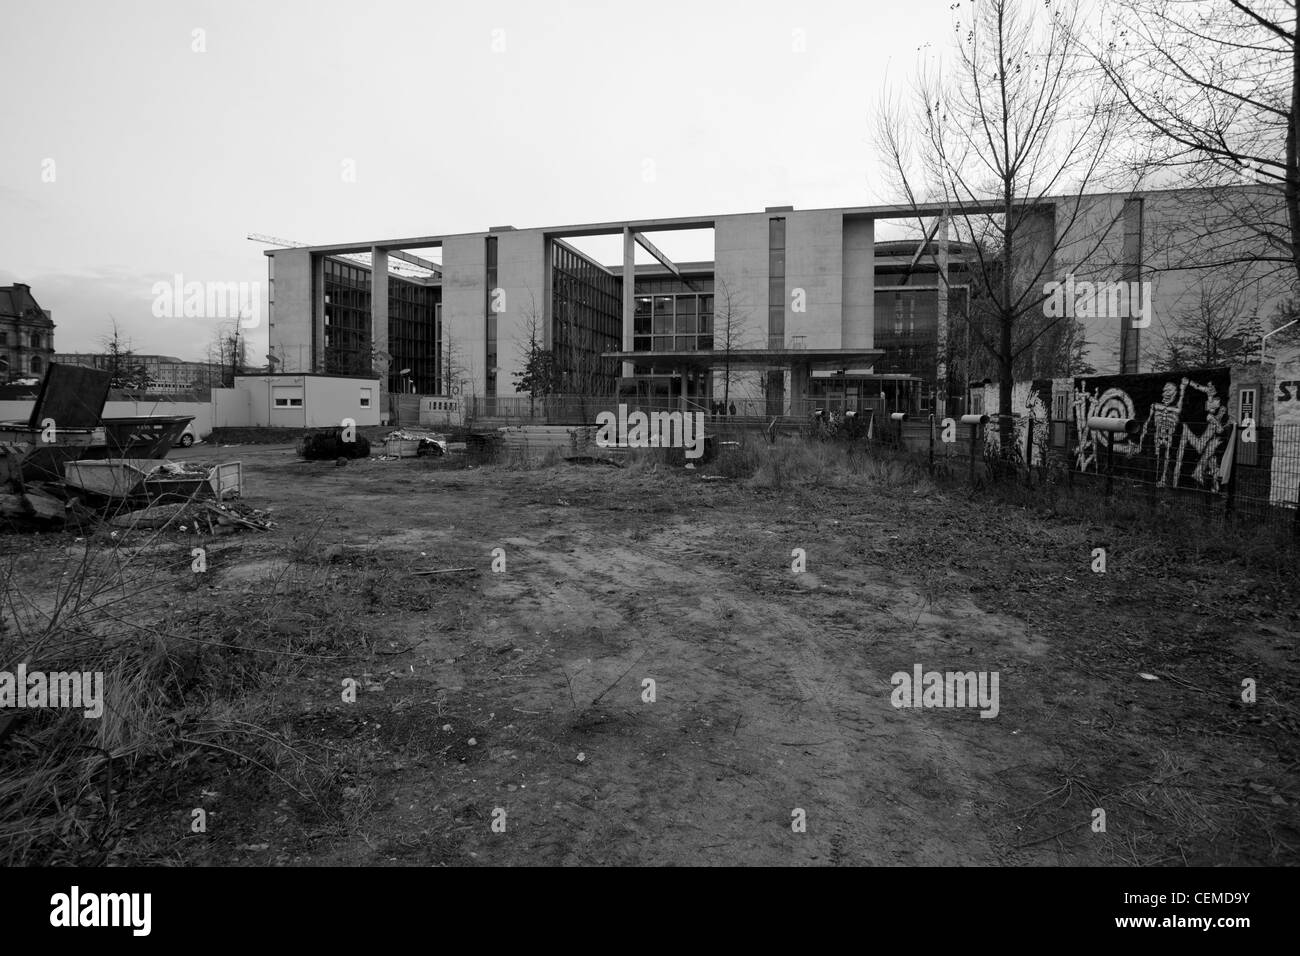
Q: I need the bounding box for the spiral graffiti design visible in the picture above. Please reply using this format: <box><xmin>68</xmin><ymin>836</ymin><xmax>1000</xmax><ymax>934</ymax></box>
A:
<box><xmin>1091</xmin><ymin>388</ymin><xmax>1136</xmax><ymax>449</ymax></box>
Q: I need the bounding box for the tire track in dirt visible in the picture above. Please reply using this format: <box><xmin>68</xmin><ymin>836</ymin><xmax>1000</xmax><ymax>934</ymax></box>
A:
<box><xmin>471</xmin><ymin>506</ymin><xmax>1041</xmax><ymax>864</ymax></box>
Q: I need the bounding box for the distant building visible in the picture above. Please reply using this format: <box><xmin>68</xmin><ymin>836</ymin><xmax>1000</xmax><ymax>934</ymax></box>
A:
<box><xmin>52</xmin><ymin>352</ymin><xmax>226</xmax><ymax>393</ymax></box>
<box><xmin>0</xmin><ymin>283</ymin><xmax>56</xmax><ymax>382</ymax></box>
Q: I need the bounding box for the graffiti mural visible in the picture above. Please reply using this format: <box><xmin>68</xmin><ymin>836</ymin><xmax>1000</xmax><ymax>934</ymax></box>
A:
<box><xmin>982</xmin><ymin>379</ymin><xmax>1053</xmax><ymax>465</ymax></box>
<box><xmin>1073</xmin><ymin>368</ymin><xmax>1234</xmax><ymax>491</ymax></box>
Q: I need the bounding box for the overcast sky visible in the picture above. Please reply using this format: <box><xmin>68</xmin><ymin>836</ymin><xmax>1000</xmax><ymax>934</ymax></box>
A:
<box><xmin>0</xmin><ymin>0</ymin><xmax>955</xmax><ymax>361</ymax></box>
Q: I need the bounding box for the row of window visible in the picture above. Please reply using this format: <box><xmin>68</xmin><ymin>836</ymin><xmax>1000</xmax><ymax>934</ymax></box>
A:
<box><xmin>0</xmin><ymin>355</ymin><xmax>43</xmax><ymax>375</ymax></box>
<box><xmin>271</xmin><ymin>385</ymin><xmax>373</xmax><ymax>408</ymax></box>
<box><xmin>0</xmin><ymin>332</ymin><xmax>46</xmax><ymax>349</ymax></box>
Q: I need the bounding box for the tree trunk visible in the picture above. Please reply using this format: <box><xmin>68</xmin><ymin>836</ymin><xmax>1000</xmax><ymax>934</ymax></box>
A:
<box><xmin>1289</xmin><ymin>31</ymin><xmax>1300</xmax><ymax>286</ymax></box>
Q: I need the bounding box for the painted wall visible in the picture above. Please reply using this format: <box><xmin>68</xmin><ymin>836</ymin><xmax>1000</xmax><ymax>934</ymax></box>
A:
<box><xmin>1072</xmin><ymin>367</ymin><xmax>1235</xmax><ymax>491</ymax></box>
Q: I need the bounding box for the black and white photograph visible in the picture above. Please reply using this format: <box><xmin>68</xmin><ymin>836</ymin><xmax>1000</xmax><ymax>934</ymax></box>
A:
<box><xmin>0</xmin><ymin>0</ymin><xmax>1295</xmax><ymax>930</ymax></box>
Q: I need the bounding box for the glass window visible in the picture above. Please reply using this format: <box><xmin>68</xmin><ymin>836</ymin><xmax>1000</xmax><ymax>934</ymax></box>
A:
<box><xmin>768</xmin><ymin>278</ymin><xmax>785</xmax><ymax>304</ymax></box>
<box><xmin>769</xmin><ymin>218</ymin><xmax>786</xmax><ymax>249</ymax></box>
<box><xmin>675</xmin><ymin>311</ymin><xmax>695</xmax><ymax>333</ymax></box>
<box><xmin>634</xmin><ymin>336</ymin><xmax>651</xmax><ymax>352</ymax></box>
<box><xmin>653</xmin><ymin>313</ymin><xmax>672</xmax><ymax>334</ymax></box>
<box><xmin>676</xmin><ymin>295</ymin><xmax>696</xmax><ymax>315</ymax></box>
<box><xmin>698</xmin><ymin>335</ymin><xmax>713</xmax><ymax>350</ymax></box>
<box><xmin>675</xmin><ymin>336</ymin><xmax>693</xmax><ymax>350</ymax></box>
<box><xmin>769</xmin><ymin>251</ymin><xmax>785</xmax><ymax>276</ymax></box>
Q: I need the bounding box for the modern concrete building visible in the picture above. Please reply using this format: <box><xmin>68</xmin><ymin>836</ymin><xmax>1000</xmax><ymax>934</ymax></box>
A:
<box><xmin>262</xmin><ymin>187</ymin><xmax>1292</xmax><ymax>420</ymax></box>
<box><xmin>0</xmin><ymin>284</ymin><xmax>56</xmax><ymax>383</ymax></box>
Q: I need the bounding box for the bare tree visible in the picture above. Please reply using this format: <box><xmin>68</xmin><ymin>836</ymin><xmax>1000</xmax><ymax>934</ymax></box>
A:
<box><xmin>712</xmin><ymin>278</ymin><xmax>756</xmax><ymax>412</ymax></box>
<box><xmin>1152</xmin><ymin>279</ymin><xmax>1264</xmax><ymax>370</ymax></box>
<box><xmin>876</xmin><ymin>0</ymin><xmax>1134</xmax><ymax>444</ymax></box>
<box><xmin>1093</xmin><ymin>0</ymin><xmax>1299</xmax><ymax>295</ymax></box>
<box><xmin>101</xmin><ymin>318</ymin><xmax>151</xmax><ymax>392</ymax></box>
<box><xmin>512</xmin><ymin>290</ymin><xmax>557</xmax><ymax>417</ymax></box>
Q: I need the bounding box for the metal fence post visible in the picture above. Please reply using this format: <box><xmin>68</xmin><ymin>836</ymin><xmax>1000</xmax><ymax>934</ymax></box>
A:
<box><xmin>1025</xmin><ymin>418</ymin><xmax>1034</xmax><ymax>489</ymax></box>
<box><xmin>1224</xmin><ymin>423</ymin><xmax>1239</xmax><ymax>517</ymax></box>
<box><xmin>960</xmin><ymin>414</ymin><xmax>987</xmax><ymax>486</ymax></box>
<box><xmin>928</xmin><ymin>414</ymin><xmax>935</xmax><ymax>475</ymax></box>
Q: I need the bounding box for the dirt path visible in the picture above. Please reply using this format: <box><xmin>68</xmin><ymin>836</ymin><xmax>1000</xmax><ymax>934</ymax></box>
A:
<box><xmin>111</xmin><ymin>447</ymin><xmax>1300</xmax><ymax>865</ymax></box>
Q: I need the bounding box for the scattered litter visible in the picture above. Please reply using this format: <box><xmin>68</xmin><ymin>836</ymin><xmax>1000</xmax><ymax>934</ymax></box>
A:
<box><xmin>411</xmin><ymin>566</ymin><xmax>478</xmax><ymax>576</ymax></box>
<box><xmin>1138</xmin><ymin>672</ymin><xmax>1160</xmax><ymax>681</ymax></box>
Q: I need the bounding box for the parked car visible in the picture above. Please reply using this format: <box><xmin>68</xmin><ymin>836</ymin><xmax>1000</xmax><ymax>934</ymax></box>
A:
<box><xmin>175</xmin><ymin>422</ymin><xmax>198</xmax><ymax>448</ymax></box>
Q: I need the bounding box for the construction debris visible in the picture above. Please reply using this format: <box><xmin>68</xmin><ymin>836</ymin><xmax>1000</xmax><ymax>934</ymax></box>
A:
<box><xmin>380</xmin><ymin>429</ymin><xmax>446</xmax><ymax>459</ymax></box>
<box><xmin>410</xmin><ymin>566</ymin><xmax>478</xmax><ymax>576</ymax></box>
<box><xmin>107</xmin><ymin>500</ymin><xmax>274</xmax><ymax>533</ymax></box>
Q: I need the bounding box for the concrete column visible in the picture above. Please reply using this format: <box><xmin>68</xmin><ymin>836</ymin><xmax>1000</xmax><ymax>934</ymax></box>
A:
<box><xmin>934</xmin><ymin>211</ymin><xmax>949</xmax><ymax>419</ymax></box>
<box><xmin>311</xmin><ymin>254</ymin><xmax>326</xmax><ymax>372</ymax></box>
<box><xmin>371</xmin><ymin>247</ymin><xmax>390</xmax><ymax>411</ymax></box>
<box><xmin>790</xmin><ymin>362</ymin><xmax>811</xmax><ymax>413</ymax></box>
<box><xmin>622</xmin><ymin>227</ymin><xmax>635</xmax><ymax>379</ymax></box>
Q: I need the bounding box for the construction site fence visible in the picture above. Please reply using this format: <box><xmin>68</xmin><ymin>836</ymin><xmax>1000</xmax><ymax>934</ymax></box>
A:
<box><xmin>462</xmin><ymin>394</ymin><xmax>891</xmax><ymax>424</ymax></box>
<box><xmin>880</xmin><ymin>413</ymin><xmax>1300</xmax><ymax>533</ymax></box>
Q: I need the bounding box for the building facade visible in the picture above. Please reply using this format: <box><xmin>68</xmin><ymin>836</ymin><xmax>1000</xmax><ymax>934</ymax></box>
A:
<box><xmin>262</xmin><ymin>188</ymin><xmax>1293</xmax><ymax>419</ymax></box>
<box><xmin>53</xmin><ymin>353</ymin><xmax>226</xmax><ymax>393</ymax></box>
<box><xmin>0</xmin><ymin>284</ymin><xmax>56</xmax><ymax>383</ymax></box>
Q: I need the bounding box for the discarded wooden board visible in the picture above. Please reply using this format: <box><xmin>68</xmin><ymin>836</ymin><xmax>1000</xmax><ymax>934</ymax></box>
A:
<box><xmin>23</xmin><ymin>491</ymin><xmax>64</xmax><ymax>521</ymax></box>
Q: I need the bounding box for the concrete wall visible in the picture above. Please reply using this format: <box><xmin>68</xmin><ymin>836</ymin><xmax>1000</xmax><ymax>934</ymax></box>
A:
<box><xmin>842</xmin><ymin>216</ymin><xmax>875</xmax><ymax>353</ymax></box>
<box><xmin>267</xmin><ymin>250</ymin><xmax>316</xmax><ymax>373</ymax></box>
<box><xmin>713</xmin><ymin>213</ymin><xmax>771</xmax><ymax>403</ymax></box>
<box><xmin>495</xmin><ymin>229</ymin><xmax>548</xmax><ymax>397</ymax></box>
<box><xmin>212</xmin><ymin>388</ymin><xmax>249</xmax><ymax>427</ymax></box>
<box><xmin>785</xmin><ymin>209</ymin><xmax>844</xmax><ymax>350</ymax></box>
<box><xmin>1051</xmin><ymin>189</ymin><xmax>1292</xmax><ymax>376</ymax></box>
<box><xmin>441</xmin><ymin>236</ymin><xmax>487</xmax><ymax>397</ymax></box>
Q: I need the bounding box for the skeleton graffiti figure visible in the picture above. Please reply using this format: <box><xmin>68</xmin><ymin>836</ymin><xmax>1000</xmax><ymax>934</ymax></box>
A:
<box><xmin>1138</xmin><ymin>380</ymin><xmax>1186</xmax><ymax>487</ymax></box>
<box><xmin>1073</xmin><ymin>386</ymin><xmax>1100</xmax><ymax>472</ymax></box>
<box><xmin>1174</xmin><ymin>379</ymin><xmax>1230</xmax><ymax>491</ymax></box>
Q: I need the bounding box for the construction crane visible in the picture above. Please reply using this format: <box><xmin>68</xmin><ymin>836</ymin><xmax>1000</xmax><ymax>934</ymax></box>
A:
<box><xmin>247</xmin><ymin>234</ymin><xmax>440</xmax><ymax>279</ymax></box>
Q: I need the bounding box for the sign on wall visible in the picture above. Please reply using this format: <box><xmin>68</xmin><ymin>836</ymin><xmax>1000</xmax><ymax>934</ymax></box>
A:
<box><xmin>1270</xmin><ymin>368</ymin><xmax>1300</xmax><ymax>505</ymax></box>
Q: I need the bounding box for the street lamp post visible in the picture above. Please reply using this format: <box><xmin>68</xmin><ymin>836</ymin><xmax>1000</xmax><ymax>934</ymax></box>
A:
<box><xmin>1262</xmin><ymin>319</ymin><xmax>1298</xmax><ymax>363</ymax></box>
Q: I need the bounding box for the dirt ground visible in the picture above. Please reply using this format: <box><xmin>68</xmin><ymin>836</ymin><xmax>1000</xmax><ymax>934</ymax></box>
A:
<box><xmin>9</xmin><ymin>441</ymin><xmax>1298</xmax><ymax>866</ymax></box>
